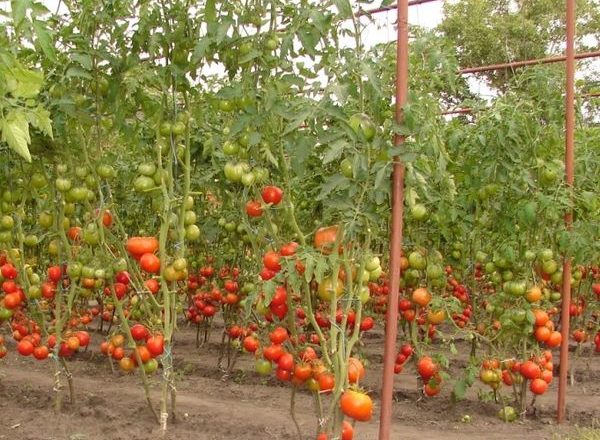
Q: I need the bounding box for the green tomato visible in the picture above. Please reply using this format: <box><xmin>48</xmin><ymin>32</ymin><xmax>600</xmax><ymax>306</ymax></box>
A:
<box><xmin>241</xmin><ymin>172</ymin><xmax>256</xmax><ymax>187</ymax></box>
<box><xmin>186</xmin><ymin>224</ymin><xmax>201</xmax><ymax>241</ymax></box>
<box><xmin>96</xmin><ymin>164</ymin><xmax>115</xmax><ymax>179</ymax></box>
<box><xmin>255</xmin><ymin>359</ymin><xmax>273</xmax><ymax>376</ymax></box>
<box><xmin>410</xmin><ymin>204</ymin><xmax>428</xmax><ymax>221</ymax></box>
<box><xmin>365</xmin><ymin>256</ymin><xmax>381</xmax><ymax>272</ymax></box>
<box><xmin>138</xmin><ymin>162</ymin><xmax>157</xmax><ymax>176</ymax></box>
<box><xmin>134</xmin><ymin>176</ymin><xmax>156</xmax><ymax>193</ymax></box>
<box><xmin>359</xmin><ymin>286</ymin><xmax>370</xmax><ymax>304</ymax></box>
<box><xmin>55</xmin><ymin>178</ymin><xmax>72</xmax><ymax>193</ymax></box>
<box><xmin>0</xmin><ymin>215</ymin><xmax>14</xmax><ymax>230</ymax></box>
<box><xmin>340</xmin><ymin>158</ymin><xmax>354</xmax><ymax>178</ymax></box>
<box><xmin>408</xmin><ymin>251</ymin><xmax>427</xmax><ymax>270</ymax></box>
<box><xmin>348</xmin><ymin>113</ymin><xmax>376</xmax><ymax>141</ymax></box>
<box><xmin>223</xmin><ymin>141</ymin><xmax>240</xmax><ymax>156</ymax></box>
<box><xmin>23</xmin><ymin>234</ymin><xmax>39</xmax><ymax>247</ymax></box>
<box><xmin>159</xmin><ymin>122</ymin><xmax>172</xmax><ymax>137</ymax></box>
<box><xmin>223</xmin><ymin>162</ymin><xmax>244</xmax><ymax>183</ymax></box>
<box><xmin>143</xmin><ymin>358</ymin><xmax>159</xmax><ymax>374</ymax></box>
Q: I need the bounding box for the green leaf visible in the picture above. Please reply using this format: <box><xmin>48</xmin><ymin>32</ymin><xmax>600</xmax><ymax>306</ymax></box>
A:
<box><xmin>12</xmin><ymin>67</ymin><xmax>43</xmax><ymax>98</ymax></box>
<box><xmin>322</xmin><ymin>139</ymin><xmax>348</xmax><ymax>164</ymax></box>
<box><xmin>374</xmin><ymin>163</ymin><xmax>390</xmax><ymax>189</ymax></box>
<box><xmin>65</xmin><ymin>65</ymin><xmax>92</xmax><ymax>80</ymax></box>
<box><xmin>11</xmin><ymin>0</ymin><xmax>31</xmax><ymax>29</ymax></box>
<box><xmin>192</xmin><ymin>38</ymin><xmax>211</xmax><ymax>63</ymax></box>
<box><xmin>70</xmin><ymin>52</ymin><xmax>92</xmax><ymax>70</ymax></box>
<box><xmin>26</xmin><ymin>106</ymin><xmax>53</xmax><ymax>138</ymax></box>
<box><xmin>32</xmin><ymin>19</ymin><xmax>56</xmax><ymax>61</ymax></box>
<box><xmin>333</xmin><ymin>0</ymin><xmax>353</xmax><ymax>19</ymax></box>
<box><xmin>316</xmin><ymin>174</ymin><xmax>349</xmax><ymax>201</ymax></box>
<box><xmin>1</xmin><ymin>110</ymin><xmax>32</xmax><ymax>162</ymax></box>
<box><xmin>205</xmin><ymin>0</ymin><xmax>217</xmax><ymax>33</ymax></box>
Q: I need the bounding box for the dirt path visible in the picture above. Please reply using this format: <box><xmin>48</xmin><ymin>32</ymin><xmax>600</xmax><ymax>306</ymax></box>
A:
<box><xmin>0</xmin><ymin>325</ymin><xmax>598</xmax><ymax>440</ymax></box>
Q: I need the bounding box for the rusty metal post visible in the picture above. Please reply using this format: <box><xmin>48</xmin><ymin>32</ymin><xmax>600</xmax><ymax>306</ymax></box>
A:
<box><xmin>379</xmin><ymin>1</ymin><xmax>408</xmax><ymax>440</ymax></box>
<box><xmin>558</xmin><ymin>0</ymin><xmax>576</xmax><ymax>424</ymax></box>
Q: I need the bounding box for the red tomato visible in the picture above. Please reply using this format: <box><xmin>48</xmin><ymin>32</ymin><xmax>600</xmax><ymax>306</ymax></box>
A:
<box><xmin>261</xmin><ymin>185</ymin><xmax>283</xmax><ymax>205</ymax></box>
<box><xmin>530</xmin><ymin>378</ymin><xmax>548</xmax><ymax>395</ymax></box>
<box><xmin>520</xmin><ymin>360</ymin><xmax>541</xmax><ymax>380</ymax></box>
<box><xmin>245</xmin><ymin>200</ymin><xmax>263</xmax><ymax>217</ymax></box>
<box><xmin>146</xmin><ymin>335</ymin><xmax>164</xmax><ymax>357</ymax></box>
<box><xmin>17</xmin><ymin>340</ymin><xmax>34</xmax><ymax>356</ymax></box>
<box><xmin>278</xmin><ymin>352</ymin><xmax>295</xmax><ymax>371</ymax></box>
<box><xmin>48</xmin><ymin>265</ymin><xmax>62</xmax><ymax>283</ymax></box>
<box><xmin>269</xmin><ymin>327</ymin><xmax>289</xmax><ymax>345</ymax></box>
<box><xmin>139</xmin><ymin>253</ymin><xmax>160</xmax><ymax>273</ymax></box>
<box><xmin>263</xmin><ymin>251</ymin><xmax>282</xmax><ymax>272</ymax></box>
<box><xmin>263</xmin><ymin>344</ymin><xmax>284</xmax><ymax>362</ymax></box>
<box><xmin>130</xmin><ymin>324</ymin><xmax>148</xmax><ymax>341</ymax></box>
<box><xmin>417</xmin><ymin>356</ymin><xmax>438</xmax><ymax>380</ymax></box>
<box><xmin>243</xmin><ymin>336</ymin><xmax>259</xmax><ymax>353</ymax></box>
<box><xmin>280</xmin><ymin>242</ymin><xmax>299</xmax><ymax>257</ymax></box>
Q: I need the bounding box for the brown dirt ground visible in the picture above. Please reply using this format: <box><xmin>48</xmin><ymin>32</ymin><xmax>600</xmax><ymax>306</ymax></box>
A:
<box><xmin>0</xmin><ymin>321</ymin><xmax>598</xmax><ymax>440</ymax></box>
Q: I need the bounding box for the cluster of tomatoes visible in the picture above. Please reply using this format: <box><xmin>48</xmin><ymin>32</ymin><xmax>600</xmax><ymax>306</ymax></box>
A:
<box><xmin>532</xmin><ymin>309</ymin><xmax>562</xmax><ymax>348</ymax></box>
<box><xmin>13</xmin><ymin>314</ymin><xmax>91</xmax><ymax>360</ymax></box>
<box><xmin>416</xmin><ymin>356</ymin><xmax>443</xmax><ymax>397</ymax></box>
<box><xmin>100</xmin><ymin>325</ymin><xmax>164</xmax><ymax>374</ymax></box>
<box><xmin>393</xmin><ymin>343</ymin><xmax>413</xmax><ymax>374</ymax></box>
<box><xmin>512</xmin><ymin>352</ymin><xmax>554</xmax><ymax>395</ymax></box>
<box><xmin>245</xmin><ymin>185</ymin><xmax>284</xmax><ymax>218</ymax></box>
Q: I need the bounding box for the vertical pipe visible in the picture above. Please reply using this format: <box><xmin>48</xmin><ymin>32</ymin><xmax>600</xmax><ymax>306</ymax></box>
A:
<box><xmin>379</xmin><ymin>1</ymin><xmax>408</xmax><ymax>439</ymax></box>
<box><xmin>558</xmin><ymin>0</ymin><xmax>575</xmax><ymax>424</ymax></box>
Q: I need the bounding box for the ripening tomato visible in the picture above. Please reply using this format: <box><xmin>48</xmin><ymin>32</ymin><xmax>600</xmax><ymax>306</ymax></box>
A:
<box><xmin>348</xmin><ymin>358</ymin><xmax>366</xmax><ymax>384</ymax></box>
<box><xmin>424</xmin><ymin>382</ymin><xmax>441</xmax><ymax>397</ymax></box>
<box><xmin>263</xmin><ymin>251</ymin><xmax>281</xmax><ymax>272</ymax></box>
<box><xmin>17</xmin><ymin>339</ymin><xmax>34</xmax><ymax>356</ymax></box>
<box><xmin>417</xmin><ymin>357</ymin><xmax>438</xmax><ymax>380</ymax></box>
<box><xmin>126</xmin><ymin>237</ymin><xmax>159</xmax><ymax>257</ymax></box>
<box><xmin>263</xmin><ymin>344</ymin><xmax>284</xmax><ymax>362</ymax></box>
<box><xmin>139</xmin><ymin>253</ymin><xmax>161</xmax><ymax>273</ymax></box>
<box><xmin>243</xmin><ymin>335</ymin><xmax>259</xmax><ymax>353</ymax></box>
<box><xmin>146</xmin><ymin>335</ymin><xmax>164</xmax><ymax>357</ymax></box>
<box><xmin>318</xmin><ymin>372</ymin><xmax>335</xmax><ymax>393</ymax></box>
<box><xmin>293</xmin><ymin>363</ymin><xmax>313</xmax><ymax>381</ymax></box>
<box><xmin>33</xmin><ymin>345</ymin><xmax>49</xmax><ymax>360</ymax></box>
<box><xmin>269</xmin><ymin>327</ymin><xmax>289</xmax><ymax>345</ymax></box>
<box><xmin>130</xmin><ymin>324</ymin><xmax>148</xmax><ymax>341</ymax></box>
<box><xmin>76</xmin><ymin>331</ymin><xmax>90</xmax><ymax>347</ymax></box>
<box><xmin>1</xmin><ymin>263</ymin><xmax>17</xmax><ymax>280</ymax></box>
<box><xmin>314</xmin><ymin>226</ymin><xmax>339</xmax><ymax>254</ymax></box>
<box><xmin>520</xmin><ymin>361</ymin><xmax>541</xmax><ymax>380</ymax></box>
<box><xmin>340</xmin><ymin>390</ymin><xmax>373</xmax><ymax>422</ymax></box>
<box><xmin>278</xmin><ymin>352</ymin><xmax>295</xmax><ymax>371</ymax></box>
<box><xmin>3</xmin><ymin>293</ymin><xmax>21</xmax><ymax>309</ymax></box>
<box><xmin>261</xmin><ymin>185</ymin><xmax>283</xmax><ymax>205</ymax></box>
<box><xmin>530</xmin><ymin>378</ymin><xmax>548</xmax><ymax>395</ymax></box>
<box><xmin>245</xmin><ymin>200</ymin><xmax>263</xmax><ymax>217</ymax></box>
<box><xmin>280</xmin><ymin>242</ymin><xmax>299</xmax><ymax>257</ymax></box>
<box><xmin>411</xmin><ymin>287</ymin><xmax>431</xmax><ymax>307</ymax></box>
<box><xmin>145</xmin><ymin>278</ymin><xmax>160</xmax><ymax>294</ymax></box>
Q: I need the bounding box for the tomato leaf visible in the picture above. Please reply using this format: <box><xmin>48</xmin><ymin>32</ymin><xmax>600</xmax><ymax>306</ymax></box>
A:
<box><xmin>26</xmin><ymin>106</ymin><xmax>53</xmax><ymax>139</ymax></box>
<box><xmin>32</xmin><ymin>19</ymin><xmax>56</xmax><ymax>61</ymax></box>
<box><xmin>12</xmin><ymin>67</ymin><xmax>44</xmax><ymax>98</ymax></box>
<box><xmin>322</xmin><ymin>139</ymin><xmax>348</xmax><ymax>165</ymax></box>
<box><xmin>1</xmin><ymin>110</ymin><xmax>32</xmax><ymax>162</ymax></box>
<box><xmin>333</xmin><ymin>0</ymin><xmax>353</xmax><ymax>19</ymax></box>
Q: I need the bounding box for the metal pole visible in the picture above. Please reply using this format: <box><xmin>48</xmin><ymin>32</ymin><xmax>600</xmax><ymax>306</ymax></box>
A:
<box><xmin>558</xmin><ymin>0</ymin><xmax>576</xmax><ymax>424</ymax></box>
<box><xmin>458</xmin><ymin>50</ymin><xmax>600</xmax><ymax>74</ymax></box>
<box><xmin>379</xmin><ymin>1</ymin><xmax>408</xmax><ymax>439</ymax></box>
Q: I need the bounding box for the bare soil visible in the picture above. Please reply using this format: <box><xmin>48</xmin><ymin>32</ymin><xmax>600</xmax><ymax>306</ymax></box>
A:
<box><xmin>0</xmin><ymin>322</ymin><xmax>598</xmax><ymax>440</ymax></box>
